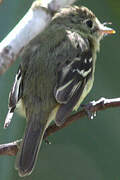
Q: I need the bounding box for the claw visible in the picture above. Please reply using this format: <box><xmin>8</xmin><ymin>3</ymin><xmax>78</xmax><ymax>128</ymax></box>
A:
<box><xmin>81</xmin><ymin>102</ymin><xmax>96</xmax><ymax>120</ymax></box>
<box><xmin>44</xmin><ymin>138</ymin><xmax>51</xmax><ymax>145</ymax></box>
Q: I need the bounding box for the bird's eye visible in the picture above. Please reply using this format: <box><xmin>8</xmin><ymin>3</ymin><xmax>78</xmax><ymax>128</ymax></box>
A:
<box><xmin>86</xmin><ymin>20</ymin><xmax>93</xmax><ymax>28</ymax></box>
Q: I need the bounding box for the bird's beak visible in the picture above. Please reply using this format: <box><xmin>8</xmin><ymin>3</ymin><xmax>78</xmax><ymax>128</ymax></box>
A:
<box><xmin>99</xmin><ymin>24</ymin><xmax>116</xmax><ymax>35</ymax></box>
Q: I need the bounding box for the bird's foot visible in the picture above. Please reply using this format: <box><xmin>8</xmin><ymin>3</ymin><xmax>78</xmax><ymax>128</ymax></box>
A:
<box><xmin>44</xmin><ymin>138</ymin><xmax>51</xmax><ymax>145</ymax></box>
<box><xmin>81</xmin><ymin>102</ymin><xmax>96</xmax><ymax>120</ymax></box>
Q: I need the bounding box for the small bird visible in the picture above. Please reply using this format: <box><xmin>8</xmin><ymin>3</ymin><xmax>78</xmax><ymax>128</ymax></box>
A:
<box><xmin>4</xmin><ymin>2</ymin><xmax>115</xmax><ymax>177</ymax></box>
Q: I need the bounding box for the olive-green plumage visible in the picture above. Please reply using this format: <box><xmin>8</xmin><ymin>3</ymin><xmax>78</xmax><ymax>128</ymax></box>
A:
<box><xmin>5</xmin><ymin>2</ymin><xmax>115</xmax><ymax>177</ymax></box>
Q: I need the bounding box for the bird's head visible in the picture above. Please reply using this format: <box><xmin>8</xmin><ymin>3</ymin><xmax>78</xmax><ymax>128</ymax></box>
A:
<box><xmin>68</xmin><ymin>6</ymin><xmax>115</xmax><ymax>41</ymax></box>
<box><xmin>55</xmin><ymin>6</ymin><xmax>115</xmax><ymax>42</ymax></box>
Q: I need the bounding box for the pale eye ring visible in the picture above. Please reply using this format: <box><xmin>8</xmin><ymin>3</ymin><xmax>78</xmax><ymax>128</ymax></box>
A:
<box><xmin>86</xmin><ymin>19</ymin><xmax>93</xmax><ymax>28</ymax></box>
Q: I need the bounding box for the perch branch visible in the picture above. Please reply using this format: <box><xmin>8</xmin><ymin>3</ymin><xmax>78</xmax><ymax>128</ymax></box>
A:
<box><xmin>0</xmin><ymin>97</ymin><xmax>120</xmax><ymax>156</ymax></box>
<box><xmin>0</xmin><ymin>0</ymin><xmax>76</xmax><ymax>74</ymax></box>
<box><xmin>0</xmin><ymin>0</ymin><xmax>3</xmax><ymax>5</ymax></box>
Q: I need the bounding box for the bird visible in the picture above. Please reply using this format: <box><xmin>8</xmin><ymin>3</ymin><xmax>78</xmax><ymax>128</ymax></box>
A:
<box><xmin>4</xmin><ymin>3</ymin><xmax>115</xmax><ymax>177</ymax></box>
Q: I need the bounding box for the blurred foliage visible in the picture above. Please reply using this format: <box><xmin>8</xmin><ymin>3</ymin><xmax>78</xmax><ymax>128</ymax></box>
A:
<box><xmin>108</xmin><ymin>0</ymin><xmax>120</xmax><ymax>17</ymax></box>
<box><xmin>0</xmin><ymin>0</ymin><xmax>120</xmax><ymax>180</ymax></box>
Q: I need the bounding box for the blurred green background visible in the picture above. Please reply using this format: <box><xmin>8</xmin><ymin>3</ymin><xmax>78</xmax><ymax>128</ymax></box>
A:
<box><xmin>0</xmin><ymin>0</ymin><xmax>120</xmax><ymax>179</ymax></box>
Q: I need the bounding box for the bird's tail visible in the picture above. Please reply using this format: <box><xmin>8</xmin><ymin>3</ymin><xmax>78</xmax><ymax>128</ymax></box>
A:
<box><xmin>15</xmin><ymin>114</ymin><xmax>47</xmax><ymax>177</ymax></box>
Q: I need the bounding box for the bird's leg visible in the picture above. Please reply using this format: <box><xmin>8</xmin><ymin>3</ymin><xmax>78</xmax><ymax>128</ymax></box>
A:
<box><xmin>44</xmin><ymin>131</ymin><xmax>51</xmax><ymax>145</ymax></box>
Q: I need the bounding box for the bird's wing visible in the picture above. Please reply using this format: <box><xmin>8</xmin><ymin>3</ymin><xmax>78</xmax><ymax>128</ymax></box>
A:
<box><xmin>54</xmin><ymin>49</ymin><xmax>93</xmax><ymax>126</ymax></box>
<box><xmin>4</xmin><ymin>65</ymin><xmax>23</xmax><ymax>128</ymax></box>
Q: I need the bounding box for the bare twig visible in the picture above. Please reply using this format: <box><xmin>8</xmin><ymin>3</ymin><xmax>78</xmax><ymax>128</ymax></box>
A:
<box><xmin>0</xmin><ymin>140</ymin><xmax>22</xmax><ymax>156</ymax></box>
<box><xmin>0</xmin><ymin>97</ymin><xmax>120</xmax><ymax>156</ymax></box>
<box><xmin>0</xmin><ymin>0</ymin><xmax>3</xmax><ymax>5</ymax></box>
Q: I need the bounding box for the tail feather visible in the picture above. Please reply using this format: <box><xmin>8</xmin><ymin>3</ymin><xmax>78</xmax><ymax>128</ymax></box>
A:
<box><xmin>15</xmin><ymin>115</ymin><xmax>46</xmax><ymax>177</ymax></box>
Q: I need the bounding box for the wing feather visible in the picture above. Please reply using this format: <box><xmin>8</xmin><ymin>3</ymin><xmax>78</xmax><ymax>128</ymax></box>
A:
<box><xmin>4</xmin><ymin>66</ymin><xmax>23</xmax><ymax>128</ymax></box>
<box><xmin>54</xmin><ymin>50</ymin><xmax>93</xmax><ymax>126</ymax></box>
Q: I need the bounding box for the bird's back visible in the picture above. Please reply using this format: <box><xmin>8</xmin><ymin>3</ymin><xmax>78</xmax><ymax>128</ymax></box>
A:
<box><xmin>21</xmin><ymin>23</ymin><xmax>90</xmax><ymax>117</ymax></box>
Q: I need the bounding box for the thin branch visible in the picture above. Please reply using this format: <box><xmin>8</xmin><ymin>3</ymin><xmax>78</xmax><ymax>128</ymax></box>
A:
<box><xmin>0</xmin><ymin>140</ymin><xmax>22</xmax><ymax>156</ymax></box>
<box><xmin>0</xmin><ymin>0</ymin><xmax>76</xmax><ymax>74</ymax></box>
<box><xmin>0</xmin><ymin>97</ymin><xmax>120</xmax><ymax>156</ymax></box>
<box><xmin>0</xmin><ymin>0</ymin><xmax>3</xmax><ymax>5</ymax></box>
